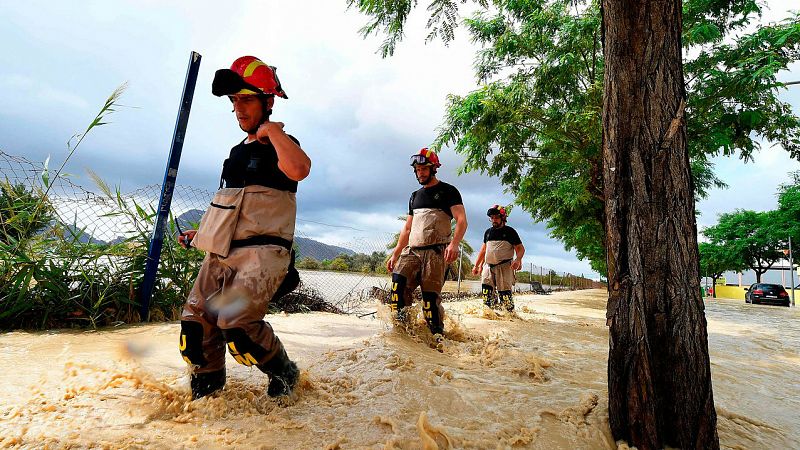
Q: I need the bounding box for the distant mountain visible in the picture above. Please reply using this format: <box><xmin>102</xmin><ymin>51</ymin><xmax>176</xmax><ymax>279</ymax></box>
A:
<box><xmin>106</xmin><ymin>235</ymin><xmax>128</xmax><ymax>245</ymax></box>
<box><xmin>175</xmin><ymin>209</ymin><xmax>204</xmax><ymax>233</ymax></box>
<box><xmin>295</xmin><ymin>236</ymin><xmax>354</xmax><ymax>261</ymax></box>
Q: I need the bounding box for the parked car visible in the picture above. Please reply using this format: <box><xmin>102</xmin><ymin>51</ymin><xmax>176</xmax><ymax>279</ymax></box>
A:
<box><xmin>744</xmin><ymin>283</ymin><xmax>790</xmax><ymax>306</ymax></box>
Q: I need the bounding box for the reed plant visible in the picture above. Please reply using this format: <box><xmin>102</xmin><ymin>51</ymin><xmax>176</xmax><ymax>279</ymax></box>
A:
<box><xmin>0</xmin><ymin>86</ymin><xmax>205</xmax><ymax>329</ymax></box>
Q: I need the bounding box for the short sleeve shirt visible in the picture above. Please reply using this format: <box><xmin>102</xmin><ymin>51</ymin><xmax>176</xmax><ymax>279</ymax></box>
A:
<box><xmin>220</xmin><ymin>135</ymin><xmax>301</xmax><ymax>192</ymax></box>
<box><xmin>483</xmin><ymin>226</ymin><xmax>522</xmax><ymax>246</ymax></box>
<box><xmin>408</xmin><ymin>182</ymin><xmax>463</xmax><ymax>217</ymax></box>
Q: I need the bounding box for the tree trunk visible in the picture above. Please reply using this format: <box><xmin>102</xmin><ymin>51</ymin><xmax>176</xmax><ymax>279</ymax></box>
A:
<box><xmin>754</xmin><ymin>268</ymin><xmax>765</xmax><ymax>283</ymax></box>
<box><xmin>602</xmin><ymin>0</ymin><xmax>719</xmax><ymax>449</ymax></box>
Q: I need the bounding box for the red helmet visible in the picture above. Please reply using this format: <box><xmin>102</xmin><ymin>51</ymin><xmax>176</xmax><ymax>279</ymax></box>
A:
<box><xmin>212</xmin><ymin>56</ymin><xmax>288</xmax><ymax>99</ymax></box>
<box><xmin>487</xmin><ymin>204</ymin><xmax>507</xmax><ymax>219</ymax></box>
<box><xmin>410</xmin><ymin>148</ymin><xmax>441</xmax><ymax>168</ymax></box>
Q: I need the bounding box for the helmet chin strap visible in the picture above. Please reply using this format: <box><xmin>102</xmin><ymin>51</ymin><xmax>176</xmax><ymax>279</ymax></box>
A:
<box><xmin>246</xmin><ymin>107</ymin><xmax>273</xmax><ymax>135</ymax></box>
<box><xmin>414</xmin><ymin>167</ymin><xmax>437</xmax><ymax>185</ymax></box>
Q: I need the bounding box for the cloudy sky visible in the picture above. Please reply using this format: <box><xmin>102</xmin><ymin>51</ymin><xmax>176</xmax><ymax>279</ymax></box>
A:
<box><xmin>1</xmin><ymin>1</ymin><xmax>798</xmax><ymax>280</ymax></box>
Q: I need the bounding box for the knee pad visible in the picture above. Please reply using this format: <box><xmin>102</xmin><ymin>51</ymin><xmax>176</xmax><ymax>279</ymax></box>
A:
<box><xmin>421</xmin><ymin>291</ymin><xmax>443</xmax><ymax>334</ymax></box>
<box><xmin>391</xmin><ymin>273</ymin><xmax>408</xmax><ymax>312</ymax></box>
<box><xmin>498</xmin><ymin>290</ymin><xmax>514</xmax><ymax>311</ymax></box>
<box><xmin>481</xmin><ymin>284</ymin><xmax>495</xmax><ymax>306</ymax></box>
<box><xmin>222</xmin><ymin>328</ymin><xmax>269</xmax><ymax>367</ymax></box>
<box><xmin>179</xmin><ymin>321</ymin><xmax>207</xmax><ymax>367</ymax></box>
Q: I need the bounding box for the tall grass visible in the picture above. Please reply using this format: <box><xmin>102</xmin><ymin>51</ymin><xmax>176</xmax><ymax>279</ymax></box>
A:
<box><xmin>0</xmin><ymin>177</ymin><xmax>205</xmax><ymax>329</ymax></box>
<box><xmin>0</xmin><ymin>86</ymin><xmax>205</xmax><ymax>330</ymax></box>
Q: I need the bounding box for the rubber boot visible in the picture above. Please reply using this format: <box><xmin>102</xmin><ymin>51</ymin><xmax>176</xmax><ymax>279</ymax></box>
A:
<box><xmin>422</xmin><ymin>291</ymin><xmax>444</xmax><ymax>337</ymax></box>
<box><xmin>191</xmin><ymin>367</ymin><xmax>226</xmax><ymax>400</ymax></box>
<box><xmin>258</xmin><ymin>346</ymin><xmax>300</xmax><ymax>397</ymax></box>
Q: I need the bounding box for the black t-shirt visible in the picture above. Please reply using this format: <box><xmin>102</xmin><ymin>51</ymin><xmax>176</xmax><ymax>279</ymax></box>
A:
<box><xmin>408</xmin><ymin>182</ymin><xmax>463</xmax><ymax>218</ymax></box>
<box><xmin>219</xmin><ymin>135</ymin><xmax>300</xmax><ymax>192</ymax></box>
<box><xmin>484</xmin><ymin>225</ymin><xmax>522</xmax><ymax>245</ymax></box>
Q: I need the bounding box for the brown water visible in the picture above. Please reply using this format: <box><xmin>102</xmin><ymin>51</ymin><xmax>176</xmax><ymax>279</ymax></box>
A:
<box><xmin>0</xmin><ymin>291</ymin><xmax>797</xmax><ymax>449</ymax></box>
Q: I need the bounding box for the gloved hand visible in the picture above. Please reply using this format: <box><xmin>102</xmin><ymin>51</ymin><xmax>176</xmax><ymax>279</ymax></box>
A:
<box><xmin>178</xmin><ymin>230</ymin><xmax>197</xmax><ymax>248</ymax></box>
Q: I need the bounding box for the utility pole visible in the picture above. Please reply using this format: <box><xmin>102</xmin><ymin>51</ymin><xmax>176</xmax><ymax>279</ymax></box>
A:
<box><xmin>139</xmin><ymin>51</ymin><xmax>201</xmax><ymax>320</ymax></box>
<box><xmin>530</xmin><ymin>262</ymin><xmax>533</xmax><ymax>291</ymax></box>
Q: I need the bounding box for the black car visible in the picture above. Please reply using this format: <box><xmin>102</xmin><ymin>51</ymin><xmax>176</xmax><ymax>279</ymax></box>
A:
<box><xmin>745</xmin><ymin>283</ymin><xmax>791</xmax><ymax>306</ymax></box>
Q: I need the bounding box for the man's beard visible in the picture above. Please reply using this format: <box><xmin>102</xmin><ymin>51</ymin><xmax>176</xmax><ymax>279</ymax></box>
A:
<box><xmin>240</xmin><ymin>108</ymin><xmax>272</xmax><ymax>135</ymax></box>
<box><xmin>242</xmin><ymin>124</ymin><xmax>260</xmax><ymax>134</ymax></box>
<box><xmin>416</xmin><ymin>173</ymin><xmax>431</xmax><ymax>185</ymax></box>
<box><xmin>491</xmin><ymin>222</ymin><xmax>502</xmax><ymax>229</ymax></box>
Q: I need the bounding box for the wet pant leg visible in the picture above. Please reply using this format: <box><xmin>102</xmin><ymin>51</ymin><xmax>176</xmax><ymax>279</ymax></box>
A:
<box><xmin>392</xmin><ymin>247</ymin><xmax>422</xmax><ymax>323</ymax></box>
<box><xmin>493</xmin><ymin>263</ymin><xmax>516</xmax><ymax>311</ymax></box>
<box><xmin>216</xmin><ymin>245</ymin><xmax>291</xmax><ymax>368</ymax></box>
<box><xmin>179</xmin><ymin>245</ymin><xmax>291</xmax><ymax>398</ymax></box>
<box><xmin>419</xmin><ymin>248</ymin><xmax>447</xmax><ymax>335</ymax></box>
<box><xmin>180</xmin><ymin>253</ymin><xmax>231</xmax><ymax>398</ymax></box>
<box><xmin>480</xmin><ymin>265</ymin><xmax>496</xmax><ymax>307</ymax></box>
<box><xmin>180</xmin><ymin>253</ymin><xmax>229</xmax><ymax>375</ymax></box>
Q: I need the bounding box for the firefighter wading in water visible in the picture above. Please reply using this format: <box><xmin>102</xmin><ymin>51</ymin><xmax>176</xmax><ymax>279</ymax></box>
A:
<box><xmin>386</xmin><ymin>148</ymin><xmax>467</xmax><ymax>340</ymax></box>
<box><xmin>177</xmin><ymin>56</ymin><xmax>311</xmax><ymax>399</ymax></box>
<box><xmin>472</xmin><ymin>205</ymin><xmax>525</xmax><ymax>311</ymax></box>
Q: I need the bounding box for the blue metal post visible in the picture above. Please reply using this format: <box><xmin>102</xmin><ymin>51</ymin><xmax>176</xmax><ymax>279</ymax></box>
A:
<box><xmin>139</xmin><ymin>51</ymin><xmax>202</xmax><ymax>320</ymax></box>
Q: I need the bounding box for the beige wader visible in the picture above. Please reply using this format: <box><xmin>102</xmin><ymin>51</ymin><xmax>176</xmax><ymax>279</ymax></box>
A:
<box><xmin>482</xmin><ymin>239</ymin><xmax>516</xmax><ymax>310</ymax></box>
<box><xmin>180</xmin><ymin>185</ymin><xmax>295</xmax><ymax>374</ymax></box>
<box><xmin>391</xmin><ymin>208</ymin><xmax>451</xmax><ymax>335</ymax></box>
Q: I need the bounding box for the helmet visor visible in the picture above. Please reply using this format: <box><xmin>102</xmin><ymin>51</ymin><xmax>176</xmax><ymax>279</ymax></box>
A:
<box><xmin>212</xmin><ymin>69</ymin><xmax>264</xmax><ymax>97</ymax></box>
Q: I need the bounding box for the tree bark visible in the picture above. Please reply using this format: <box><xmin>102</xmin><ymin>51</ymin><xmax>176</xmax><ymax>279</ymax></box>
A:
<box><xmin>602</xmin><ymin>1</ymin><xmax>719</xmax><ymax>449</ymax></box>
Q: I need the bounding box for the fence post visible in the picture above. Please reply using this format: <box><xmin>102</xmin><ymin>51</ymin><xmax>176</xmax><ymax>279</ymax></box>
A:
<box><xmin>139</xmin><ymin>51</ymin><xmax>202</xmax><ymax>321</ymax></box>
<box><xmin>791</xmin><ymin>236</ymin><xmax>795</xmax><ymax>307</ymax></box>
<box><xmin>457</xmin><ymin>243</ymin><xmax>463</xmax><ymax>294</ymax></box>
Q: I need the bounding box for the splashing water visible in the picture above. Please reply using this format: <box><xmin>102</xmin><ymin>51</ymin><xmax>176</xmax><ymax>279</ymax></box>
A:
<box><xmin>0</xmin><ymin>291</ymin><xmax>797</xmax><ymax>449</ymax></box>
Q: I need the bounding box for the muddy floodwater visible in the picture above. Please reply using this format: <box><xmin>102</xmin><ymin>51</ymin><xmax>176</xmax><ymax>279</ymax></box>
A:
<box><xmin>0</xmin><ymin>290</ymin><xmax>797</xmax><ymax>449</ymax></box>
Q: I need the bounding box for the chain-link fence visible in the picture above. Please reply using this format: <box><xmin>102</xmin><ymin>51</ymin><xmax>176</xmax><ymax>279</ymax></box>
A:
<box><xmin>1</xmin><ymin>150</ymin><xmax>601</xmax><ymax>327</ymax></box>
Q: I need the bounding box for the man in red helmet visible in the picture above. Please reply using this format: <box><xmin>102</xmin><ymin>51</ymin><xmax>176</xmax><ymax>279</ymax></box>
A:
<box><xmin>386</xmin><ymin>148</ymin><xmax>467</xmax><ymax>341</ymax></box>
<box><xmin>472</xmin><ymin>205</ymin><xmax>525</xmax><ymax>311</ymax></box>
<box><xmin>176</xmin><ymin>56</ymin><xmax>311</xmax><ymax>400</ymax></box>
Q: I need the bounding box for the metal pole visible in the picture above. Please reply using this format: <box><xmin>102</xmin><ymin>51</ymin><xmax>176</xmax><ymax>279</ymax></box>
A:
<box><xmin>139</xmin><ymin>51</ymin><xmax>202</xmax><ymax>320</ymax></box>
<box><xmin>791</xmin><ymin>236</ymin><xmax>795</xmax><ymax>307</ymax></box>
<box><xmin>456</xmin><ymin>243</ymin><xmax>463</xmax><ymax>294</ymax></box>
